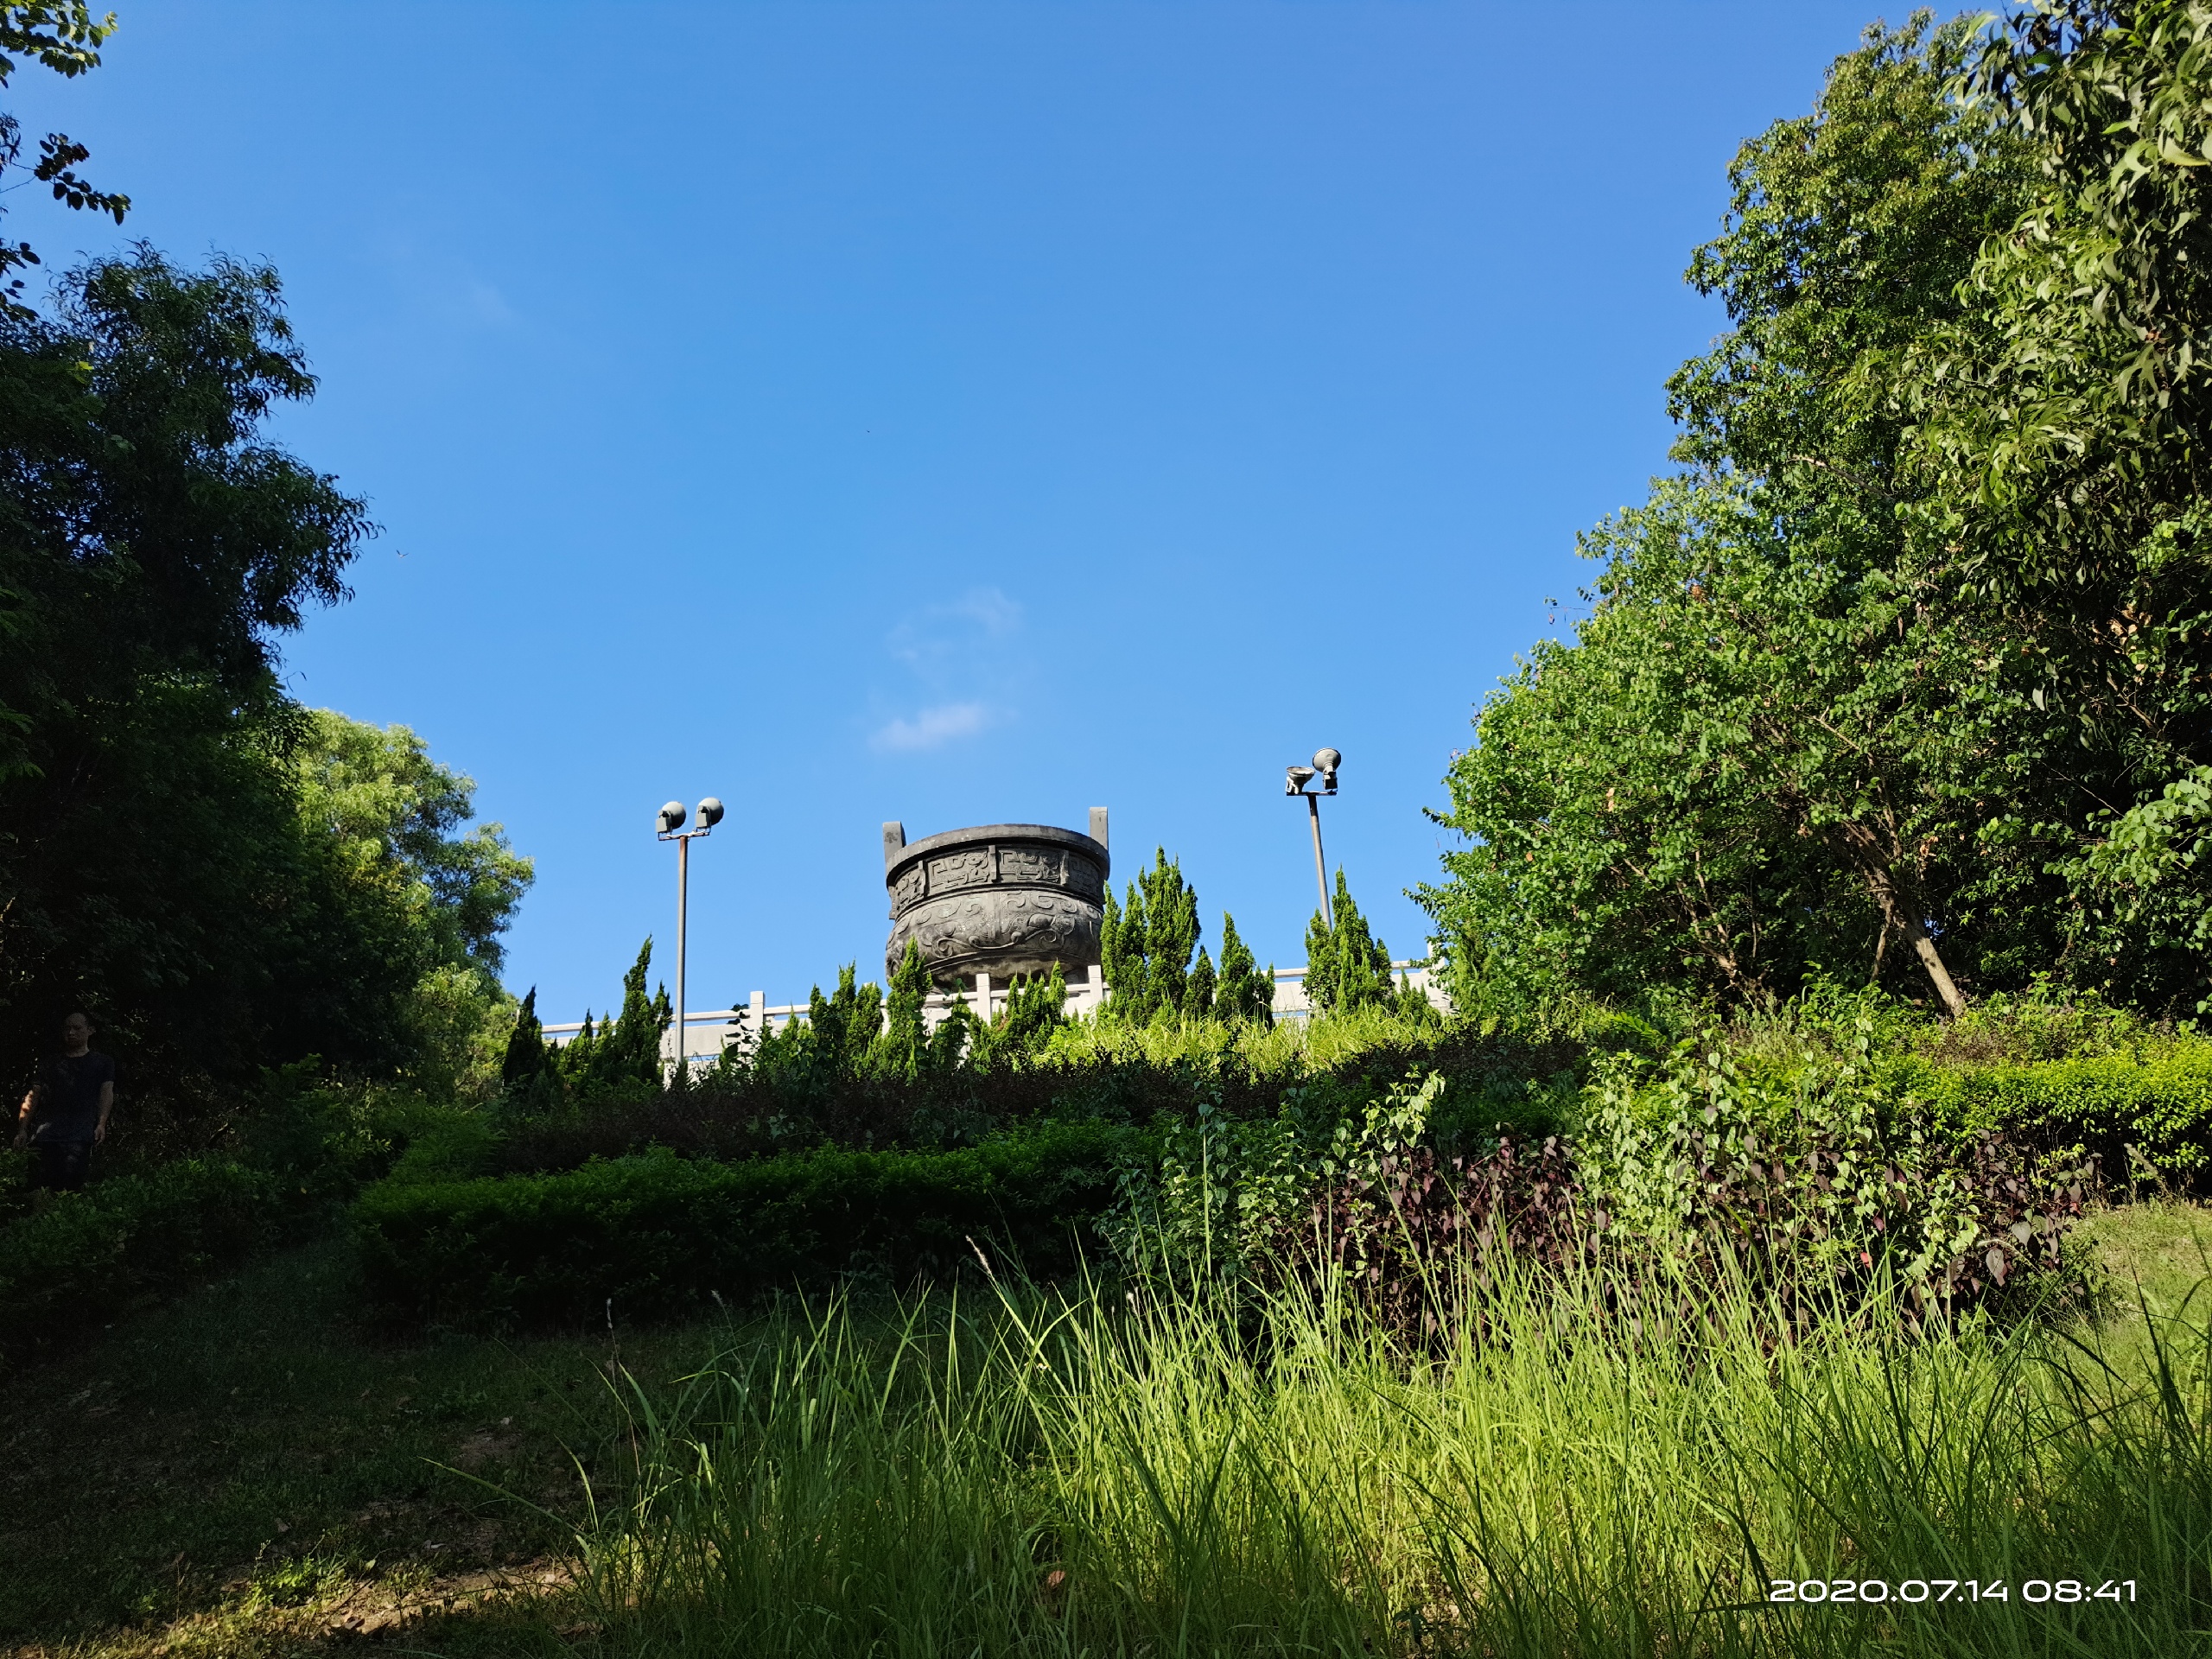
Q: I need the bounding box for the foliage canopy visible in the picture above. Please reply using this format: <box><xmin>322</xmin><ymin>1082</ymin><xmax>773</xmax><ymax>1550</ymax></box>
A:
<box><xmin>1425</xmin><ymin>8</ymin><xmax>2212</xmax><ymax>1019</ymax></box>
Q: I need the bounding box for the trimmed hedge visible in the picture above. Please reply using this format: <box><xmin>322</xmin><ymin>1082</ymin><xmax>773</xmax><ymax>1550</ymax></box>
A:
<box><xmin>352</xmin><ymin>1120</ymin><xmax>1129</xmax><ymax>1331</ymax></box>
<box><xmin>0</xmin><ymin>1158</ymin><xmax>290</xmax><ymax>1365</ymax></box>
<box><xmin>1900</xmin><ymin>1046</ymin><xmax>2212</xmax><ymax>1183</ymax></box>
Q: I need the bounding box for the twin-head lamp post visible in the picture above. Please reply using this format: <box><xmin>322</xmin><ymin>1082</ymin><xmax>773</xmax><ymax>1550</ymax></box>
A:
<box><xmin>1285</xmin><ymin>747</ymin><xmax>1341</xmax><ymax>929</ymax></box>
<box><xmin>657</xmin><ymin>797</ymin><xmax>724</xmax><ymax>1082</ymax></box>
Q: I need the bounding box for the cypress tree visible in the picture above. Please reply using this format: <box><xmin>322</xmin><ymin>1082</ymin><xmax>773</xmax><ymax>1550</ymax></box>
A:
<box><xmin>984</xmin><ymin>963</ymin><xmax>1067</xmax><ymax>1063</ymax></box>
<box><xmin>926</xmin><ymin>995</ymin><xmax>974</xmax><ymax>1071</ymax></box>
<box><xmin>621</xmin><ymin>940</ymin><xmax>671</xmax><ymax>1085</ymax></box>
<box><xmin>564</xmin><ymin>938</ymin><xmax>669</xmax><ymax>1093</ymax></box>
<box><xmin>804</xmin><ymin>963</ymin><xmax>883</xmax><ymax>1080</ymax></box>
<box><xmin>1137</xmin><ymin>849</ymin><xmax>1200</xmax><ymax>1017</ymax></box>
<box><xmin>1186</xmin><ymin>945</ymin><xmax>1217</xmax><ymax>1018</ymax></box>
<box><xmin>844</xmin><ymin>975</ymin><xmax>885</xmax><ymax>1072</ymax></box>
<box><xmin>501</xmin><ymin>986</ymin><xmax>547</xmax><ymax>1089</ymax></box>
<box><xmin>1105</xmin><ymin>880</ymin><xmax>1152</xmax><ymax>1019</ymax></box>
<box><xmin>1304</xmin><ymin>871</ymin><xmax>1394</xmax><ymax>1015</ymax></box>
<box><xmin>1304</xmin><ymin>906</ymin><xmax>1337</xmax><ymax>1016</ymax></box>
<box><xmin>500</xmin><ymin>986</ymin><xmax>567</xmax><ymax>1111</ymax></box>
<box><xmin>807</xmin><ymin>978</ymin><xmax>840</xmax><ymax>1058</ymax></box>
<box><xmin>1004</xmin><ymin>969</ymin><xmax>1071</xmax><ymax>1057</ymax></box>
<box><xmin>1216</xmin><ymin>912</ymin><xmax>1273</xmax><ymax>1027</ymax></box>
<box><xmin>1393</xmin><ymin>965</ymin><xmax>1441</xmax><ymax>1025</ymax></box>
<box><xmin>1099</xmin><ymin>886</ymin><xmax>1123</xmax><ymax>994</ymax></box>
<box><xmin>872</xmin><ymin>938</ymin><xmax>931</xmax><ymax>1077</ymax></box>
<box><xmin>556</xmin><ymin>1012</ymin><xmax>595</xmax><ymax>1090</ymax></box>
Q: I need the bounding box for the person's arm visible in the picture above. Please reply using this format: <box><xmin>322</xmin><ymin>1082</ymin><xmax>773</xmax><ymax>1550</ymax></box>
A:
<box><xmin>94</xmin><ymin>1080</ymin><xmax>114</xmax><ymax>1144</ymax></box>
<box><xmin>12</xmin><ymin>1083</ymin><xmax>35</xmax><ymax>1149</ymax></box>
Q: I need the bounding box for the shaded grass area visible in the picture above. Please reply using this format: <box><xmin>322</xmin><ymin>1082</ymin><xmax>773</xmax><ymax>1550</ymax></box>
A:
<box><xmin>3</xmin><ymin>1205</ymin><xmax>2209</xmax><ymax>1657</ymax></box>
<box><xmin>0</xmin><ymin>1238</ymin><xmax>708</xmax><ymax>1656</ymax></box>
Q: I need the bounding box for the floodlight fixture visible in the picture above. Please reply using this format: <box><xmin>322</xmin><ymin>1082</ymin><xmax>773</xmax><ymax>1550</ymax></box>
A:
<box><xmin>655</xmin><ymin>793</ymin><xmax>724</xmax><ymax>1086</ymax></box>
<box><xmin>1284</xmin><ymin>746</ymin><xmax>1342</xmax><ymax>926</ymax></box>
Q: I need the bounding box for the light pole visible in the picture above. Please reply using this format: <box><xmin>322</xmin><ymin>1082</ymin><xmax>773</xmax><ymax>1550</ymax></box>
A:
<box><xmin>657</xmin><ymin>796</ymin><xmax>724</xmax><ymax>1081</ymax></box>
<box><xmin>1285</xmin><ymin>747</ymin><xmax>1341</xmax><ymax>927</ymax></box>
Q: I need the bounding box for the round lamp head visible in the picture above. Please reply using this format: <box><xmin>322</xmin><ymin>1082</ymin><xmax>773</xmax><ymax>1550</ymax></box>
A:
<box><xmin>696</xmin><ymin>797</ymin><xmax>726</xmax><ymax>829</ymax></box>
<box><xmin>657</xmin><ymin>800</ymin><xmax>687</xmax><ymax>834</ymax></box>
<box><xmin>1313</xmin><ymin>747</ymin><xmax>1342</xmax><ymax>772</ymax></box>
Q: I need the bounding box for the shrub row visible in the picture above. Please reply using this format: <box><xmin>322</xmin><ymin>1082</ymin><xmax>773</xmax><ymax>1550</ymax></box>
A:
<box><xmin>352</xmin><ymin>1119</ymin><xmax>1128</xmax><ymax>1331</ymax></box>
<box><xmin>0</xmin><ymin>1158</ymin><xmax>296</xmax><ymax>1366</ymax></box>
<box><xmin>485</xmin><ymin>1020</ymin><xmax>1593</xmax><ymax>1177</ymax></box>
<box><xmin>1899</xmin><ymin>1046</ymin><xmax>2212</xmax><ymax>1183</ymax></box>
<box><xmin>0</xmin><ymin>1081</ymin><xmax>497</xmax><ymax>1365</ymax></box>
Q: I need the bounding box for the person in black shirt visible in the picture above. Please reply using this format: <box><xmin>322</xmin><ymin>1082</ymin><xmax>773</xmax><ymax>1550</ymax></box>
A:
<box><xmin>13</xmin><ymin>1011</ymin><xmax>115</xmax><ymax>1192</ymax></box>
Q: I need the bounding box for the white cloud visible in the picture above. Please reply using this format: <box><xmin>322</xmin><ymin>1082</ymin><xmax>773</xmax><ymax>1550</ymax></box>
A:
<box><xmin>870</xmin><ymin>701</ymin><xmax>990</xmax><ymax>753</ymax></box>
<box><xmin>887</xmin><ymin>587</ymin><xmax>1024</xmax><ymax>674</ymax></box>
<box><xmin>950</xmin><ymin>587</ymin><xmax>1022</xmax><ymax>636</ymax></box>
<box><xmin>866</xmin><ymin>588</ymin><xmax>1030</xmax><ymax>754</ymax></box>
<box><xmin>372</xmin><ymin>232</ymin><xmax>518</xmax><ymax>329</ymax></box>
<box><xmin>457</xmin><ymin>277</ymin><xmax>515</xmax><ymax>327</ymax></box>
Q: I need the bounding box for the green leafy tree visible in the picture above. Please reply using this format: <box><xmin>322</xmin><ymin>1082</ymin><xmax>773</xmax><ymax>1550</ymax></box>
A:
<box><xmin>0</xmin><ymin>3</ymin><xmax>130</xmax><ymax>312</ymax></box>
<box><xmin>1654</xmin><ymin>13</ymin><xmax>2043</xmax><ymax>1013</ymax></box>
<box><xmin>1419</xmin><ymin>16</ymin><xmax>2152</xmax><ymax>1017</ymax></box>
<box><xmin>296</xmin><ymin>710</ymin><xmax>531</xmax><ymax>976</ymax></box>
<box><xmin>1304</xmin><ymin>871</ymin><xmax>1395</xmax><ymax>1017</ymax></box>
<box><xmin>2065</xmin><ymin>764</ymin><xmax>2212</xmax><ymax>1007</ymax></box>
<box><xmin>1427</xmin><ymin>472</ymin><xmax>2036</xmax><ymax>1017</ymax></box>
<box><xmin>295</xmin><ymin>709</ymin><xmax>532</xmax><ymax>1089</ymax></box>
<box><xmin>0</xmin><ymin>250</ymin><xmax>413</xmax><ymax>1097</ymax></box>
<box><xmin>1887</xmin><ymin>1</ymin><xmax>2212</xmax><ymax>1006</ymax></box>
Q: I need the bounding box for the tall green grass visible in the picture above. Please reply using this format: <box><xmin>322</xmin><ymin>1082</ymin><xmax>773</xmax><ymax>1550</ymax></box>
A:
<box><xmin>560</xmin><ymin>1255</ymin><xmax>2212</xmax><ymax>1656</ymax></box>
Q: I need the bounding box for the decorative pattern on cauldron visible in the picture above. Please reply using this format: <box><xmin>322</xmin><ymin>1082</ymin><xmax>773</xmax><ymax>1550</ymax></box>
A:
<box><xmin>882</xmin><ymin>815</ymin><xmax>1109</xmax><ymax>986</ymax></box>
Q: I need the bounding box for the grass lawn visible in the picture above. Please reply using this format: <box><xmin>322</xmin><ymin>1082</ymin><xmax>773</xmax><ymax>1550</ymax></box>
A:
<box><xmin>2</xmin><ymin>1200</ymin><xmax>2209</xmax><ymax>1657</ymax></box>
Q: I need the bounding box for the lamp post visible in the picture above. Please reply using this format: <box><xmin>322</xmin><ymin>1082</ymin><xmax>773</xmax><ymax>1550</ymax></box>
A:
<box><xmin>656</xmin><ymin>796</ymin><xmax>724</xmax><ymax>1080</ymax></box>
<box><xmin>1285</xmin><ymin>747</ymin><xmax>1341</xmax><ymax>927</ymax></box>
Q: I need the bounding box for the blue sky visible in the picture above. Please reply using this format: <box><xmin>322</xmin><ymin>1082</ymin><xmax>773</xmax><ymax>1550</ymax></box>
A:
<box><xmin>11</xmin><ymin>2</ymin><xmax>1888</xmax><ymax>1020</ymax></box>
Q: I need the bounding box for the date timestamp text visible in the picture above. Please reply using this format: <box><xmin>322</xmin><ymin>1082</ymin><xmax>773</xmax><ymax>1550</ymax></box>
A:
<box><xmin>1769</xmin><ymin>1580</ymin><xmax>2136</xmax><ymax>1605</ymax></box>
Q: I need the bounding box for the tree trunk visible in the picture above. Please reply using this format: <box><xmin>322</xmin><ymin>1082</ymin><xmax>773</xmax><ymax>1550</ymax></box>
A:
<box><xmin>1863</xmin><ymin>868</ymin><xmax>1967</xmax><ymax>1018</ymax></box>
<box><xmin>1905</xmin><ymin>924</ymin><xmax>1967</xmax><ymax>1020</ymax></box>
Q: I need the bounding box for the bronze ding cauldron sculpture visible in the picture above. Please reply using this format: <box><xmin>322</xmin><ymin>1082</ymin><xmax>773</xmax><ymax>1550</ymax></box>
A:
<box><xmin>882</xmin><ymin>809</ymin><xmax>1109</xmax><ymax>987</ymax></box>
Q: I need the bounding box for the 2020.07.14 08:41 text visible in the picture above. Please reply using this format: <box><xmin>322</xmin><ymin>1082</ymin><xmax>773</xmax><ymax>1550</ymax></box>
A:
<box><xmin>1770</xmin><ymin>1580</ymin><xmax>2135</xmax><ymax>1605</ymax></box>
